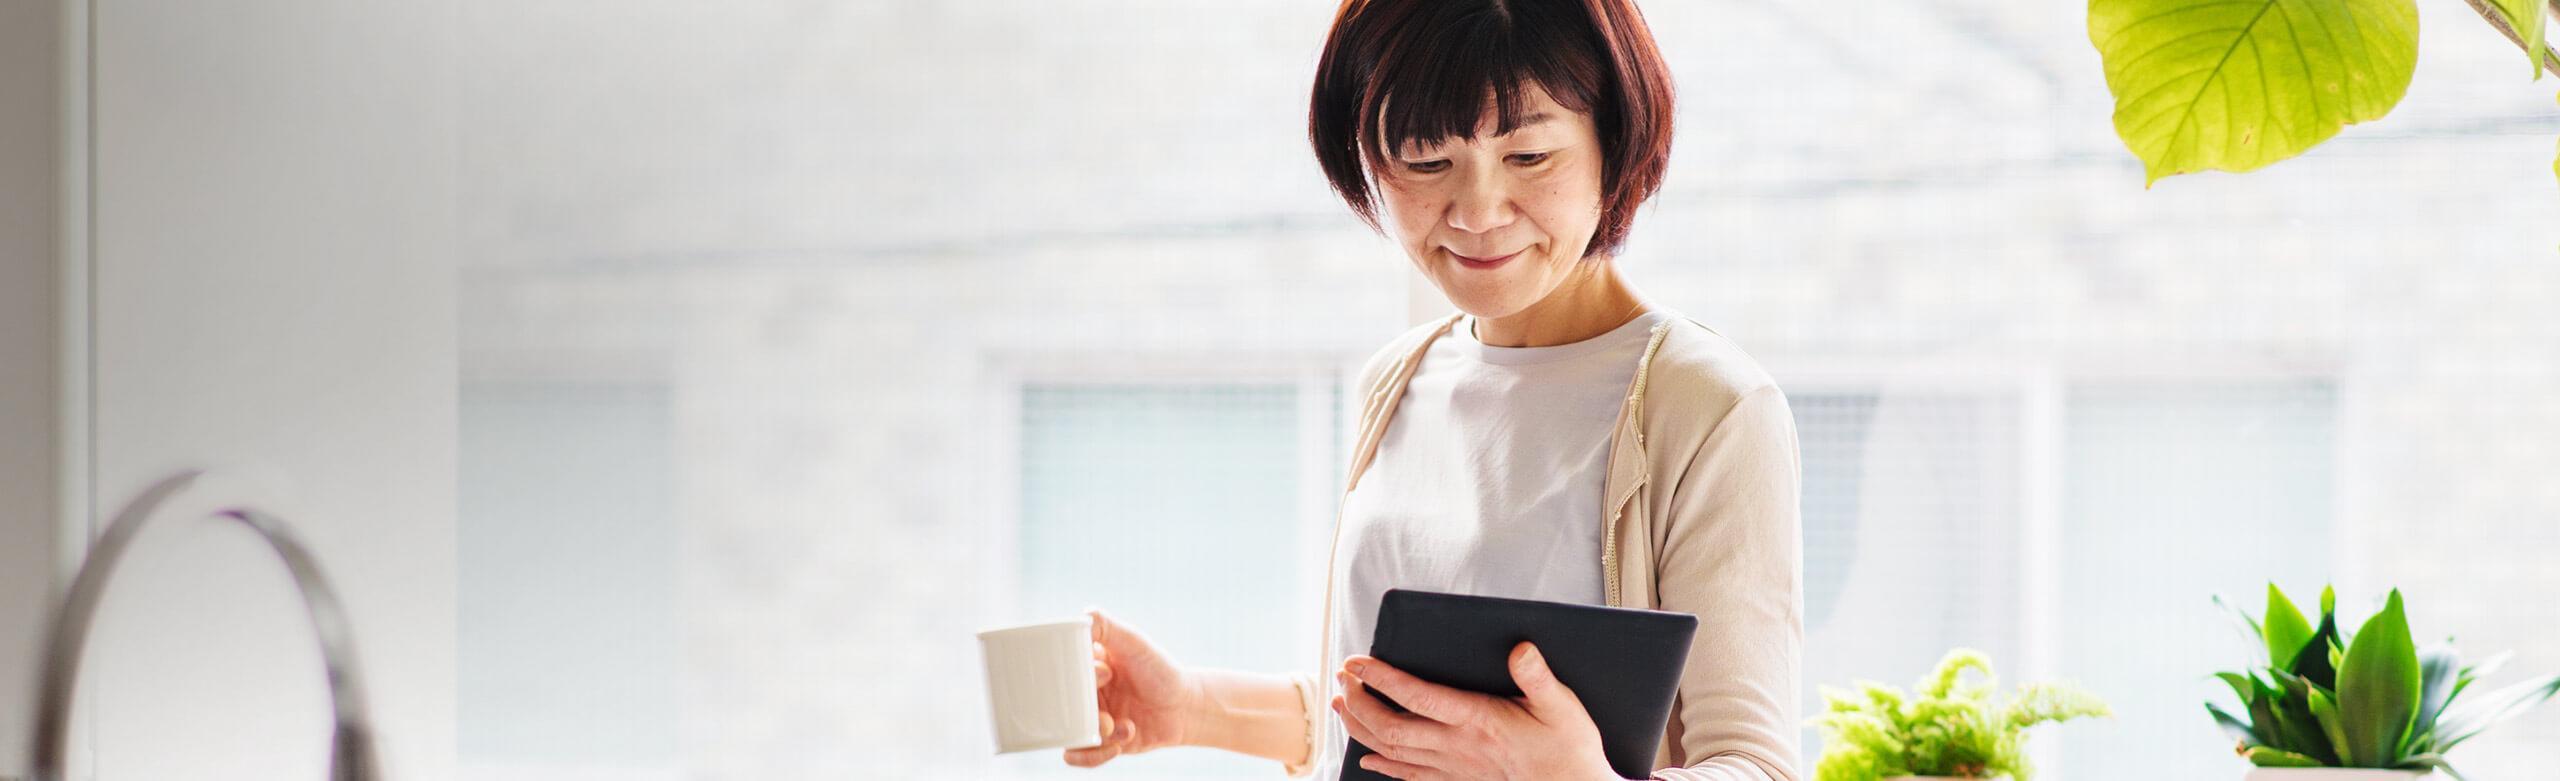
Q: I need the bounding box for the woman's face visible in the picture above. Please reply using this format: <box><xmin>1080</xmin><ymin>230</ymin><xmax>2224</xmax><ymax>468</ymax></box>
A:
<box><xmin>1374</xmin><ymin>84</ymin><xmax>1608</xmax><ymax>323</ymax></box>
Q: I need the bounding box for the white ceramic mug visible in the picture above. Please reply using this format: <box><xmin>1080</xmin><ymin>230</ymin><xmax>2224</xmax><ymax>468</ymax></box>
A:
<box><xmin>977</xmin><ymin>616</ymin><xmax>1104</xmax><ymax>754</ymax></box>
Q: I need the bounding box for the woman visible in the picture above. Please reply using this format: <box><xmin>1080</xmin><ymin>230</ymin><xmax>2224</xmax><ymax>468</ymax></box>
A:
<box><xmin>1067</xmin><ymin>1</ymin><xmax>1801</xmax><ymax>779</ymax></box>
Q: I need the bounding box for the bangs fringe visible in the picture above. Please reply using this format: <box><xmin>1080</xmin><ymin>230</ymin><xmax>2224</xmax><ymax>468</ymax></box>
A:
<box><xmin>1356</xmin><ymin>5</ymin><xmax>1603</xmax><ymax>172</ymax></box>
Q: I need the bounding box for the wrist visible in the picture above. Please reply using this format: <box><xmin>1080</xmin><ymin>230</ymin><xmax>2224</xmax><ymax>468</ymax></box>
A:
<box><xmin>1174</xmin><ymin>669</ymin><xmax>1215</xmax><ymax>748</ymax></box>
<box><xmin>1174</xmin><ymin>669</ymin><xmax>1307</xmax><ymax>764</ymax></box>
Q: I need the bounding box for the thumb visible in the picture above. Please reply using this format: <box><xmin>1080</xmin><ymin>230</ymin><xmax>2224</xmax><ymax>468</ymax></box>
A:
<box><xmin>1086</xmin><ymin>607</ymin><xmax>1149</xmax><ymax>663</ymax></box>
<box><xmin>1510</xmin><ymin>642</ymin><xmax>1585</xmax><ymax>717</ymax></box>
<box><xmin>1084</xmin><ymin>607</ymin><xmax>1113</xmax><ymax>648</ymax></box>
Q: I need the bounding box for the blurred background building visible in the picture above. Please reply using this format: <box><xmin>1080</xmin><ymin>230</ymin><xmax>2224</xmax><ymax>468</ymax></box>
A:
<box><xmin>451</xmin><ymin>2</ymin><xmax>2560</xmax><ymax>780</ymax></box>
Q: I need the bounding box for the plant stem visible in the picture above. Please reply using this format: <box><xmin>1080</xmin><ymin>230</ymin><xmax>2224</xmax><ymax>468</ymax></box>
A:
<box><xmin>2459</xmin><ymin>0</ymin><xmax>2560</xmax><ymax>74</ymax></box>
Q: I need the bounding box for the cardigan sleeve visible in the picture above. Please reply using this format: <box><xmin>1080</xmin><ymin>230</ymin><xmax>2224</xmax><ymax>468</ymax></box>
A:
<box><xmin>1648</xmin><ymin>384</ymin><xmax>1805</xmax><ymax>781</ymax></box>
<box><xmin>1283</xmin><ymin>669</ymin><xmax>1325</xmax><ymax>776</ymax></box>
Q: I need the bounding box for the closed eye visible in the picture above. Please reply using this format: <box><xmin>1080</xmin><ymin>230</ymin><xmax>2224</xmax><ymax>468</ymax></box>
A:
<box><xmin>1507</xmin><ymin>152</ymin><xmax>1551</xmax><ymax>167</ymax></box>
<box><xmin>1403</xmin><ymin>159</ymin><xmax>1450</xmax><ymax>174</ymax></box>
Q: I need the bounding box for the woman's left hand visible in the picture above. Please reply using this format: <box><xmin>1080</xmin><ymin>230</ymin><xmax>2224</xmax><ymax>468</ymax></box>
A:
<box><xmin>1332</xmin><ymin>642</ymin><xmax>1620</xmax><ymax>781</ymax></box>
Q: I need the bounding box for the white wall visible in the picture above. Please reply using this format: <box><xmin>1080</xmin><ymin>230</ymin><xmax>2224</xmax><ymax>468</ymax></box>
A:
<box><xmin>0</xmin><ymin>1</ymin><xmax>65</xmax><ymax>776</ymax></box>
<box><xmin>1</xmin><ymin>2</ymin><xmax>458</xmax><ymax>780</ymax></box>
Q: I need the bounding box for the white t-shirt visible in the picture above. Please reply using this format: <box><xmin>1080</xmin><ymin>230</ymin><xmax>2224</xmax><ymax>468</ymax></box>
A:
<box><xmin>1315</xmin><ymin>310</ymin><xmax>1676</xmax><ymax>780</ymax></box>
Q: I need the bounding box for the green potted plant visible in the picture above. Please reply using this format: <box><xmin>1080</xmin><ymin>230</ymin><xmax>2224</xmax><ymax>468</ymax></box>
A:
<box><xmin>1808</xmin><ymin>648</ymin><xmax>2111</xmax><ymax>781</ymax></box>
<box><xmin>2209</xmin><ymin>584</ymin><xmax>2560</xmax><ymax>781</ymax></box>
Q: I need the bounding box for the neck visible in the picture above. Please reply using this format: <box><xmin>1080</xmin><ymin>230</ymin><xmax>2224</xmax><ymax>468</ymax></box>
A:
<box><xmin>1471</xmin><ymin>257</ymin><xmax>1647</xmax><ymax>348</ymax></box>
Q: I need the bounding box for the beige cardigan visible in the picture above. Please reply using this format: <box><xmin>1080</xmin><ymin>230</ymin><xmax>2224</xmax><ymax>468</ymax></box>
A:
<box><xmin>1288</xmin><ymin>313</ymin><xmax>1804</xmax><ymax>781</ymax></box>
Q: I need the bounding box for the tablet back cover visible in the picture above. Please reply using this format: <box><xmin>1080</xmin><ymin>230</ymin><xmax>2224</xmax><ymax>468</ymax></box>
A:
<box><xmin>1340</xmin><ymin>589</ymin><xmax>1698</xmax><ymax>780</ymax></box>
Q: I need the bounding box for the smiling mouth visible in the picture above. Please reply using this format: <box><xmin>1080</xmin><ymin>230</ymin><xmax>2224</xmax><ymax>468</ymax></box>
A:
<box><xmin>1451</xmin><ymin>249</ymin><xmax>1521</xmax><ymax>269</ymax></box>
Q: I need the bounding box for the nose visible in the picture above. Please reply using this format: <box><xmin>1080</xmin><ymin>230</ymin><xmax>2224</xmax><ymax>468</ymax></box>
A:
<box><xmin>1444</xmin><ymin>164</ymin><xmax>1517</xmax><ymax>235</ymax></box>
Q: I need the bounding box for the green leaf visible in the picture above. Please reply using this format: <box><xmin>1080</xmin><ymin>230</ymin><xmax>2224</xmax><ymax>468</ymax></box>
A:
<box><xmin>2395</xmin><ymin>752</ymin><xmax>2472</xmax><ymax>781</ymax></box>
<box><xmin>2218</xmin><ymin>671</ymin><xmax>2259</xmax><ymax>705</ymax></box>
<box><xmin>2088</xmin><ymin>0</ymin><xmax>2421</xmax><ymax>185</ymax></box>
<box><xmin>2487</xmin><ymin>0</ymin><xmax>2550</xmax><ymax>78</ymax></box>
<box><xmin>2264</xmin><ymin>583</ymin><xmax>2316</xmax><ymax>670</ymax></box>
<box><xmin>2006</xmin><ymin>682</ymin><xmax>2111</xmax><ymax>728</ymax></box>
<box><xmin>2406</xmin><ymin>642</ymin><xmax>2463</xmax><ymax>755</ymax></box>
<box><xmin>2309</xmin><ymin>686</ymin><xmax>2353</xmax><ymax>764</ymax></box>
<box><xmin>2432</xmin><ymin>673</ymin><xmax>2560</xmax><ymax>751</ymax></box>
<box><xmin>2255</xmin><ymin>687</ymin><xmax>2301</xmax><ymax>752</ymax></box>
<box><xmin>2245</xmin><ymin>746</ymin><xmax>2327</xmax><ymax>767</ymax></box>
<box><xmin>2268</xmin><ymin>672</ymin><xmax>2343</xmax><ymax>765</ymax></box>
<box><xmin>2210</xmin><ymin>702</ymin><xmax>2267</xmax><ymax>747</ymax></box>
<box><xmin>2322</xmin><ymin>585</ymin><xmax>2336</xmax><ymax>617</ymax></box>
<box><xmin>2292</xmin><ymin>609</ymin><xmax>2344</xmax><ymax>691</ymax></box>
<box><xmin>1920</xmin><ymin>648</ymin><xmax>1994</xmax><ymax>700</ymax></box>
<box><xmin>2337</xmin><ymin>590</ymin><xmax>2420</xmax><ymax>767</ymax></box>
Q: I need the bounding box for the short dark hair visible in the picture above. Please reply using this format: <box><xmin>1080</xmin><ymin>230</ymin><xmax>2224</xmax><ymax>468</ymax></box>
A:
<box><xmin>1308</xmin><ymin>0</ymin><xmax>1676</xmax><ymax>258</ymax></box>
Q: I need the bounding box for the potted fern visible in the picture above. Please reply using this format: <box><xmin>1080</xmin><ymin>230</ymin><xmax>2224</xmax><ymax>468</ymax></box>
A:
<box><xmin>1808</xmin><ymin>648</ymin><xmax>2111</xmax><ymax>781</ymax></box>
<box><xmin>2209</xmin><ymin>584</ymin><xmax>2560</xmax><ymax>781</ymax></box>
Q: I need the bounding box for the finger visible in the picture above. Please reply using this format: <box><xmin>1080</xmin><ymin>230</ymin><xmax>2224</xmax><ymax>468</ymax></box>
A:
<box><xmin>1063</xmin><ymin>742</ymin><xmax>1120</xmax><ymax>768</ymax></box>
<box><xmin>1097</xmin><ymin>710</ymin><xmax>1116</xmax><ymax>744</ymax></box>
<box><xmin>1345</xmin><ymin>656</ymin><xmax>1476</xmax><ymax>726</ymax></box>
<box><xmin>1087</xmin><ymin>609</ymin><xmax>1161</xmax><ymax>668</ymax></box>
<box><xmin>1094</xmin><ymin>658</ymin><xmax>1113</xmax><ymax>689</ymax></box>
<box><xmin>1336</xmin><ymin>674</ymin><xmax>1448</xmax><ymax>758</ymax></box>
<box><xmin>1114</xmin><ymin>715</ymin><xmax>1137</xmax><ymax>749</ymax></box>
<box><xmin>1332</xmin><ymin>695</ymin><xmax>1385</xmax><ymax>751</ymax></box>
<box><xmin>1334</xmin><ymin>695</ymin><xmax>1433</xmax><ymax>766</ymax></box>
<box><xmin>1508</xmin><ymin>642</ymin><xmax>1586</xmax><ymax>720</ymax></box>
<box><xmin>1358</xmin><ymin>751</ymin><xmax>1437</xmax><ymax>781</ymax></box>
<box><xmin>1086</xmin><ymin>608</ymin><xmax>1120</xmax><ymax>652</ymax></box>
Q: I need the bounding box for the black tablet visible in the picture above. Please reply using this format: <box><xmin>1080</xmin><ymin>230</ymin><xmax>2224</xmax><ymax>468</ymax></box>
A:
<box><xmin>1341</xmin><ymin>588</ymin><xmax>1698</xmax><ymax>780</ymax></box>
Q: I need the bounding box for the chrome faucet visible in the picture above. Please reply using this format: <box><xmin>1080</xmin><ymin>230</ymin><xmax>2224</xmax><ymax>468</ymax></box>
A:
<box><xmin>27</xmin><ymin>471</ymin><xmax>379</xmax><ymax>781</ymax></box>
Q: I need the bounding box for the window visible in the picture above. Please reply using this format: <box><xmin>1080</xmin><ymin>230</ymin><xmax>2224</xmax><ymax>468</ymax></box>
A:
<box><xmin>459</xmin><ymin>385</ymin><xmax>682</xmax><ymax>781</ymax></box>
<box><xmin>1791</xmin><ymin>380</ymin><xmax>2337</xmax><ymax>780</ymax></box>
<box><xmin>1793</xmin><ymin>389</ymin><xmax>2027</xmax><ymax>767</ymax></box>
<box><xmin>2055</xmin><ymin>382</ymin><xmax>2338</xmax><ymax>781</ymax></box>
<box><xmin>999</xmin><ymin>379</ymin><xmax>1341</xmax><ymax>778</ymax></box>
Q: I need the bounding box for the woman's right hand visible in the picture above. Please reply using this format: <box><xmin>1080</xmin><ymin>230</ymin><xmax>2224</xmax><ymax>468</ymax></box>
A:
<box><xmin>1067</xmin><ymin>609</ymin><xmax>1198</xmax><ymax>768</ymax></box>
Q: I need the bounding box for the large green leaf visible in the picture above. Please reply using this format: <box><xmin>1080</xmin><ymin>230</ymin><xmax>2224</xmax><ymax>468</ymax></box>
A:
<box><xmin>2090</xmin><ymin>0</ymin><xmax>2421</xmax><ymax>185</ymax></box>
<box><xmin>2487</xmin><ymin>0</ymin><xmax>2549</xmax><ymax>77</ymax></box>
<box><xmin>2337</xmin><ymin>590</ymin><xmax>2420</xmax><ymax>767</ymax></box>
<box><xmin>2264</xmin><ymin>583</ymin><xmax>2316</xmax><ymax>670</ymax></box>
